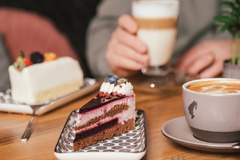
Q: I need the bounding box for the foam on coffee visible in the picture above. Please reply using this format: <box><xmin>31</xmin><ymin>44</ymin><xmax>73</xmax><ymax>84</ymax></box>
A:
<box><xmin>187</xmin><ymin>80</ymin><xmax>240</xmax><ymax>94</ymax></box>
<box><xmin>132</xmin><ymin>1</ymin><xmax>179</xmax><ymax>18</ymax></box>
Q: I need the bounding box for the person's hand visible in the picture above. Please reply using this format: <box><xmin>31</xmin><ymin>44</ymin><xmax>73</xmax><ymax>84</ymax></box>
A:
<box><xmin>175</xmin><ymin>40</ymin><xmax>231</xmax><ymax>78</ymax></box>
<box><xmin>106</xmin><ymin>14</ymin><xmax>149</xmax><ymax>77</ymax></box>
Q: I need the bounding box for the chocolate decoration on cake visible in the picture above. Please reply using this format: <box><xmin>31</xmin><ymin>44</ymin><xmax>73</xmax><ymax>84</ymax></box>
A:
<box><xmin>79</xmin><ymin>94</ymin><xmax>125</xmax><ymax>113</ymax></box>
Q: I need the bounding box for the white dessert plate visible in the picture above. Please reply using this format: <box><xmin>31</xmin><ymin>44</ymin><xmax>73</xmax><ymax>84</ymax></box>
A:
<box><xmin>0</xmin><ymin>78</ymin><xmax>101</xmax><ymax>115</ymax></box>
<box><xmin>161</xmin><ymin>116</ymin><xmax>240</xmax><ymax>153</ymax></box>
<box><xmin>54</xmin><ymin>109</ymin><xmax>147</xmax><ymax>160</ymax></box>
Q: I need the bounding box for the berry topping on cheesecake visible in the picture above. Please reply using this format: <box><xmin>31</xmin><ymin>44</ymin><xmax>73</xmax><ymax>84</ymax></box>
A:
<box><xmin>44</xmin><ymin>52</ymin><xmax>57</xmax><ymax>61</ymax></box>
<box><xmin>13</xmin><ymin>51</ymin><xmax>33</xmax><ymax>71</ymax></box>
<box><xmin>30</xmin><ymin>52</ymin><xmax>44</xmax><ymax>64</ymax></box>
<box><xmin>13</xmin><ymin>51</ymin><xmax>59</xmax><ymax>71</ymax></box>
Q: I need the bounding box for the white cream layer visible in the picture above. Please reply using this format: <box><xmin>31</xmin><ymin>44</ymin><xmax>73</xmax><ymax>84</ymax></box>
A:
<box><xmin>100</xmin><ymin>82</ymin><xmax>133</xmax><ymax>96</ymax></box>
<box><xmin>9</xmin><ymin>57</ymin><xmax>83</xmax><ymax>104</ymax></box>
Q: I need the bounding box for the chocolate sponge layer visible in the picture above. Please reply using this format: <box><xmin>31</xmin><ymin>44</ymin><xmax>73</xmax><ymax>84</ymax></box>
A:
<box><xmin>73</xmin><ymin>118</ymin><xmax>135</xmax><ymax>151</ymax></box>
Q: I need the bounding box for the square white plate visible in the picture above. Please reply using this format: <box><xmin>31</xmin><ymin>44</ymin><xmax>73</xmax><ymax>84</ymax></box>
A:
<box><xmin>54</xmin><ymin>109</ymin><xmax>147</xmax><ymax>160</ymax></box>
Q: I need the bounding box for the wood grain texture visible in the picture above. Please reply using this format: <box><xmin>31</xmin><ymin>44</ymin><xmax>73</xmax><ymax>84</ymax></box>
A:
<box><xmin>0</xmin><ymin>76</ymin><xmax>239</xmax><ymax>160</ymax></box>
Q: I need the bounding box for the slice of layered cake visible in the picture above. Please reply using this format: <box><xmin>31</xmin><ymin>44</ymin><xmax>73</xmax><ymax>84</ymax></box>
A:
<box><xmin>8</xmin><ymin>51</ymin><xmax>84</xmax><ymax>104</ymax></box>
<box><xmin>73</xmin><ymin>75</ymin><xmax>135</xmax><ymax>150</ymax></box>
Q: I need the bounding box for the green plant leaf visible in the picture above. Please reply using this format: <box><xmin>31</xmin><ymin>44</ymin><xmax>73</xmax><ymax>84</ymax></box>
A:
<box><xmin>20</xmin><ymin>51</ymin><xmax>25</xmax><ymax>58</ymax></box>
<box><xmin>213</xmin><ymin>0</ymin><xmax>240</xmax><ymax>38</ymax></box>
<box><xmin>214</xmin><ymin>16</ymin><xmax>235</xmax><ymax>25</ymax></box>
<box><xmin>221</xmin><ymin>1</ymin><xmax>237</xmax><ymax>10</ymax></box>
<box><xmin>219</xmin><ymin>24</ymin><xmax>230</xmax><ymax>33</ymax></box>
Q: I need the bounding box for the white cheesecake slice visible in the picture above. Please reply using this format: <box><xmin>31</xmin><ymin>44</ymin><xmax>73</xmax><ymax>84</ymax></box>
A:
<box><xmin>9</xmin><ymin>57</ymin><xmax>84</xmax><ymax>104</ymax></box>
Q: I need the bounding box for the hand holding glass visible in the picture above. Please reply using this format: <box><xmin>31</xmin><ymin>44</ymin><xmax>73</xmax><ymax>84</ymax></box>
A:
<box><xmin>132</xmin><ymin>0</ymin><xmax>179</xmax><ymax>76</ymax></box>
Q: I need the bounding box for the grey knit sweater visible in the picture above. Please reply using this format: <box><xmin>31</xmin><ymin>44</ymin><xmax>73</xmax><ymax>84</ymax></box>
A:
<box><xmin>86</xmin><ymin>0</ymin><xmax>230</xmax><ymax>77</ymax></box>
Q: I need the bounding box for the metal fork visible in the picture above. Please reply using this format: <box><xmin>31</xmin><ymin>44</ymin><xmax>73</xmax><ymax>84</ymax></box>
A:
<box><xmin>171</xmin><ymin>155</ymin><xmax>185</xmax><ymax>160</ymax></box>
<box><xmin>21</xmin><ymin>104</ymin><xmax>44</xmax><ymax>141</ymax></box>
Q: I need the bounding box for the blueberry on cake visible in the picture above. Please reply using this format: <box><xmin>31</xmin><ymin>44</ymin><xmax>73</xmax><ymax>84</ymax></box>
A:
<box><xmin>73</xmin><ymin>75</ymin><xmax>135</xmax><ymax>150</ymax></box>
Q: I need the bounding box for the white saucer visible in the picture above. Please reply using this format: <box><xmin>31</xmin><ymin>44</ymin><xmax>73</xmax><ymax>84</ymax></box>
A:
<box><xmin>161</xmin><ymin>116</ymin><xmax>240</xmax><ymax>153</ymax></box>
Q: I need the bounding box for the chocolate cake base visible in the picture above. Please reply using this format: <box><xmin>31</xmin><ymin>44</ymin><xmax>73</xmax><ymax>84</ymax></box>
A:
<box><xmin>73</xmin><ymin>118</ymin><xmax>135</xmax><ymax>151</ymax></box>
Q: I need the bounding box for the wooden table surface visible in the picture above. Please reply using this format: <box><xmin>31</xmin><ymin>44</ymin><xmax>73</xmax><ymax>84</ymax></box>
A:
<box><xmin>0</xmin><ymin>76</ymin><xmax>240</xmax><ymax>160</ymax></box>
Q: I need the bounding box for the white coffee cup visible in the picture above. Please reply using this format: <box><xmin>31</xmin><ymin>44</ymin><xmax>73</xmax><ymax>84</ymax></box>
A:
<box><xmin>132</xmin><ymin>0</ymin><xmax>179</xmax><ymax>76</ymax></box>
<box><xmin>182</xmin><ymin>78</ymin><xmax>240</xmax><ymax>143</ymax></box>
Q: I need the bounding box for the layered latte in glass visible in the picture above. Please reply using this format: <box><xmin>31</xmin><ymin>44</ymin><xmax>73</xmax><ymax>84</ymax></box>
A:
<box><xmin>132</xmin><ymin>0</ymin><xmax>179</xmax><ymax>76</ymax></box>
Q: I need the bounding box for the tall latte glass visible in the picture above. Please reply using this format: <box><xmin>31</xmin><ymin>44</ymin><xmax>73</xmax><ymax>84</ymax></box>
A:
<box><xmin>132</xmin><ymin>0</ymin><xmax>179</xmax><ymax>76</ymax></box>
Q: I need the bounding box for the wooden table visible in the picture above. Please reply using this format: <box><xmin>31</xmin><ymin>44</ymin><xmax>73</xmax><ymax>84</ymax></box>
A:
<box><xmin>0</xmin><ymin>76</ymin><xmax>240</xmax><ymax>160</ymax></box>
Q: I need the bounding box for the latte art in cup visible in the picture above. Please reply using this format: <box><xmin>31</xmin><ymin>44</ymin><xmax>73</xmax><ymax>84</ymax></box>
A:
<box><xmin>187</xmin><ymin>80</ymin><xmax>240</xmax><ymax>94</ymax></box>
<box><xmin>182</xmin><ymin>78</ymin><xmax>240</xmax><ymax>143</ymax></box>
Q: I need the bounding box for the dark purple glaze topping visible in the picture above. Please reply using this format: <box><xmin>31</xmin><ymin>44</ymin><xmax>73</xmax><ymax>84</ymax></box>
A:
<box><xmin>79</xmin><ymin>94</ymin><xmax>126</xmax><ymax>114</ymax></box>
<box><xmin>73</xmin><ymin>118</ymin><xmax>118</xmax><ymax>142</ymax></box>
